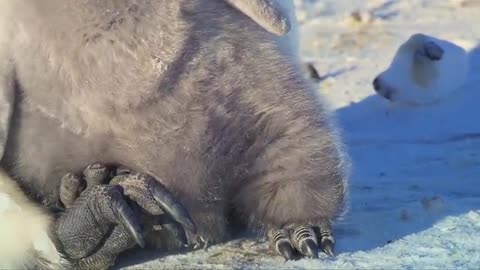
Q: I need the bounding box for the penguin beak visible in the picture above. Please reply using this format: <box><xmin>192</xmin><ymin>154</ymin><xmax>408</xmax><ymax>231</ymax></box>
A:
<box><xmin>373</xmin><ymin>76</ymin><xmax>394</xmax><ymax>101</ymax></box>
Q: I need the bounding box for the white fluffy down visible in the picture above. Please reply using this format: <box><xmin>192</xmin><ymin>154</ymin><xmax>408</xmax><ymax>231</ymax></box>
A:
<box><xmin>374</xmin><ymin>33</ymin><xmax>469</xmax><ymax>105</ymax></box>
<box><xmin>0</xmin><ymin>169</ymin><xmax>62</xmax><ymax>269</ymax></box>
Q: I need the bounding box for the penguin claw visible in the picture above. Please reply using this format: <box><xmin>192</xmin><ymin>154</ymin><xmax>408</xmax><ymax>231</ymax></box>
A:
<box><xmin>269</xmin><ymin>224</ymin><xmax>335</xmax><ymax>261</ymax></box>
<box><xmin>277</xmin><ymin>241</ymin><xmax>294</xmax><ymax>261</ymax></box>
<box><xmin>321</xmin><ymin>237</ymin><xmax>335</xmax><ymax>257</ymax></box>
<box><xmin>270</xmin><ymin>224</ymin><xmax>335</xmax><ymax>261</ymax></box>
<box><xmin>300</xmin><ymin>239</ymin><xmax>319</xmax><ymax>259</ymax></box>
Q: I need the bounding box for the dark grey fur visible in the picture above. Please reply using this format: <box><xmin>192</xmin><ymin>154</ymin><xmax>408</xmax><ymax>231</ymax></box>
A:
<box><xmin>0</xmin><ymin>0</ymin><xmax>349</xmax><ymax>267</ymax></box>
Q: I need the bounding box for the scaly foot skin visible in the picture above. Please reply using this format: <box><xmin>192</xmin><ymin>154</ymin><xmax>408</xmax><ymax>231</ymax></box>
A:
<box><xmin>269</xmin><ymin>222</ymin><xmax>335</xmax><ymax>261</ymax></box>
<box><xmin>55</xmin><ymin>162</ymin><xmax>196</xmax><ymax>269</ymax></box>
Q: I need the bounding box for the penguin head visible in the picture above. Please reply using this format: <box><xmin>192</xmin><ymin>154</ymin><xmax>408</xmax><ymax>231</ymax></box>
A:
<box><xmin>373</xmin><ymin>33</ymin><xmax>468</xmax><ymax>105</ymax></box>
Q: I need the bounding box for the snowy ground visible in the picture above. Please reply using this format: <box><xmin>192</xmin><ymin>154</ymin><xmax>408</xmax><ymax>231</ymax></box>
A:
<box><xmin>117</xmin><ymin>0</ymin><xmax>480</xmax><ymax>269</ymax></box>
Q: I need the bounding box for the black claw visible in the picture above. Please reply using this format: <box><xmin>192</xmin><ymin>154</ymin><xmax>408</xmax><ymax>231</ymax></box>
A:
<box><xmin>110</xmin><ymin>186</ymin><xmax>145</xmax><ymax>248</ymax></box>
<box><xmin>164</xmin><ymin>223</ymin><xmax>189</xmax><ymax>246</ymax></box>
<box><xmin>277</xmin><ymin>241</ymin><xmax>294</xmax><ymax>261</ymax></box>
<box><xmin>321</xmin><ymin>237</ymin><xmax>335</xmax><ymax>257</ymax></box>
<box><xmin>300</xmin><ymin>239</ymin><xmax>319</xmax><ymax>259</ymax></box>
<box><xmin>147</xmin><ymin>177</ymin><xmax>197</xmax><ymax>234</ymax></box>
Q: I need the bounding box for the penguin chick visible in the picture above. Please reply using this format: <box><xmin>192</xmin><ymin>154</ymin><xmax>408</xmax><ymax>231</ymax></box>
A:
<box><xmin>373</xmin><ymin>33</ymin><xmax>469</xmax><ymax>105</ymax></box>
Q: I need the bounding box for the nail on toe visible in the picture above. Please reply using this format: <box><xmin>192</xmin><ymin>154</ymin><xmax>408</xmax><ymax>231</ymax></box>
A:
<box><xmin>277</xmin><ymin>241</ymin><xmax>294</xmax><ymax>261</ymax></box>
<box><xmin>301</xmin><ymin>239</ymin><xmax>319</xmax><ymax>259</ymax></box>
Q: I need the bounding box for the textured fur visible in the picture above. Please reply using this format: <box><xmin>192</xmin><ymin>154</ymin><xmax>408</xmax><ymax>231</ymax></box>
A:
<box><xmin>226</xmin><ymin>0</ymin><xmax>291</xmax><ymax>36</ymax></box>
<box><xmin>0</xmin><ymin>0</ymin><xmax>349</xmax><ymax>265</ymax></box>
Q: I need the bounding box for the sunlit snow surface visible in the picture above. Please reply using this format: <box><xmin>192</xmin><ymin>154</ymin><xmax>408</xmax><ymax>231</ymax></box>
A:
<box><xmin>118</xmin><ymin>0</ymin><xmax>480</xmax><ymax>268</ymax></box>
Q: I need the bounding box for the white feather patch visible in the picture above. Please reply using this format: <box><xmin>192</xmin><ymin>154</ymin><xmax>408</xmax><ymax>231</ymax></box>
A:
<box><xmin>0</xmin><ymin>169</ymin><xmax>62</xmax><ymax>269</ymax></box>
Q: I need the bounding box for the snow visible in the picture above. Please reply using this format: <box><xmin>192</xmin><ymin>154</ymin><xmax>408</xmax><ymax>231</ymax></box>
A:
<box><xmin>117</xmin><ymin>0</ymin><xmax>480</xmax><ymax>269</ymax></box>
